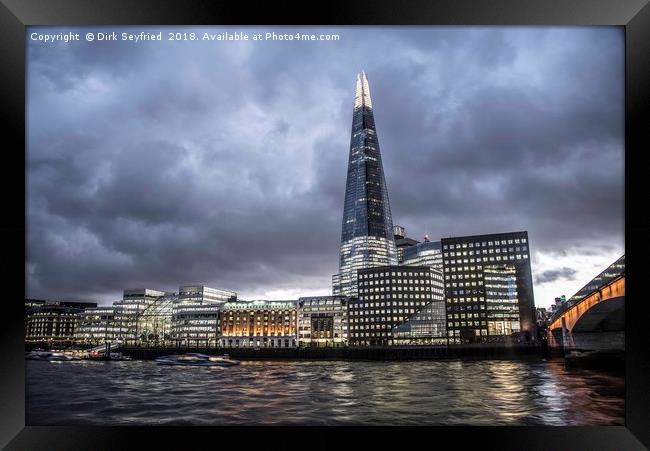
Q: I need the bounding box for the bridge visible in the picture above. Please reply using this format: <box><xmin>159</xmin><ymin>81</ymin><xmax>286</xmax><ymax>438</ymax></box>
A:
<box><xmin>547</xmin><ymin>257</ymin><xmax>625</xmax><ymax>356</ymax></box>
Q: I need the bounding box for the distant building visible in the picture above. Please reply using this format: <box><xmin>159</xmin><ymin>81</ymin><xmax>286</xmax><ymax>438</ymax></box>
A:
<box><xmin>349</xmin><ymin>265</ymin><xmax>443</xmax><ymax>346</ymax></box>
<box><xmin>169</xmin><ymin>285</ymin><xmax>237</xmax><ymax>347</ymax></box>
<box><xmin>441</xmin><ymin>231</ymin><xmax>536</xmax><ymax>344</ymax></box>
<box><xmin>75</xmin><ymin>306</ymin><xmax>125</xmax><ymax>345</ymax></box>
<box><xmin>297</xmin><ymin>296</ymin><xmax>350</xmax><ymax>347</ymax></box>
<box><xmin>171</xmin><ymin>303</ymin><xmax>221</xmax><ymax>347</ymax></box>
<box><xmin>401</xmin><ymin>237</ymin><xmax>443</xmax><ymax>270</ymax></box>
<box><xmin>178</xmin><ymin>285</ymin><xmax>236</xmax><ymax>304</ymax></box>
<box><xmin>113</xmin><ymin>288</ymin><xmax>172</xmax><ymax>345</ymax></box>
<box><xmin>394</xmin><ymin>225</ymin><xmax>420</xmax><ymax>264</ymax></box>
<box><xmin>219</xmin><ymin>300</ymin><xmax>298</xmax><ymax>348</ymax></box>
<box><xmin>25</xmin><ymin>299</ymin><xmax>97</xmax><ymax>346</ymax></box>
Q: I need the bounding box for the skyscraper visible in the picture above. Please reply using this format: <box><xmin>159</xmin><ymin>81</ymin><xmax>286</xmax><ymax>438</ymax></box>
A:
<box><xmin>332</xmin><ymin>72</ymin><xmax>398</xmax><ymax>296</ymax></box>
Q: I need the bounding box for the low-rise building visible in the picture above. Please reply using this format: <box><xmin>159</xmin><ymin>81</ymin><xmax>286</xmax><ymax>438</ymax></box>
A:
<box><xmin>219</xmin><ymin>300</ymin><xmax>297</xmax><ymax>348</ymax></box>
<box><xmin>25</xmin><ymin>299</ymin><xmax>97</xmax><ymax>346</ymax></box>
<box><xmin>75</xmin><ymin>306</ymin><xmax>125</xmax><ymax>345</ymax></box>
<box><xmin>297</xmin><ymin>296</ymin><xmax>350</xmax><ymax>347</ymax></box>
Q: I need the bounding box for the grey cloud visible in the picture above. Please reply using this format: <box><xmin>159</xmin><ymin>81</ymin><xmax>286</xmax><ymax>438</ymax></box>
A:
<box><xmin>535</xmin><ymin>267</ymin><xmax>579</xmax><ymax>285</ymax></box>
<box><xmin>26</xmin><ymin>27</ymin><xmax>624</xmax><ymax>304</ymax></box>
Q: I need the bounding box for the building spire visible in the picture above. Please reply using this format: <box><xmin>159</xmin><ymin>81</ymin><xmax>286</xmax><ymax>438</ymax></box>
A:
<box><xmin>354</xmin><ymin>71</ymin><xmax>373</xmax><ymax>109</ymax></box>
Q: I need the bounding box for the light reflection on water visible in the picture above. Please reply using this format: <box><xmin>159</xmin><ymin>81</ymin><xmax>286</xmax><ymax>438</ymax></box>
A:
<box><xmin>26</xmin><ymin>358</ymin><xmax>624</xmax><ymax>426</ymax></box>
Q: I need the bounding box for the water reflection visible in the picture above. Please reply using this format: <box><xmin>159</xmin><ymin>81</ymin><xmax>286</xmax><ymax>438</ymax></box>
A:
<box><xmin>26</xmin><ymin>358</ymin><xmax>624</xmax><ymax>426</ymax></box>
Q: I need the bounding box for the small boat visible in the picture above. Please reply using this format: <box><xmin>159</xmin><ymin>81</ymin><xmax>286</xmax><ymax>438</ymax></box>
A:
<box><xmin>207</xmin><ymin>354</ymin><xmax>240</xmax><ymax>367</ymax></box>
<box><xmin>155</xmin><ymin>353</ymin><xmax>239</xmax><ymax>367</ymax></box>
<box><xmin>25</xmin><ymin>350</ymin><xmax>81</xmax><ymax>361</ymax></box>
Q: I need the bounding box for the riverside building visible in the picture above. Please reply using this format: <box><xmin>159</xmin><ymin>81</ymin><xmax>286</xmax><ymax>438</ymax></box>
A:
<box><xmin>75</xmin><ymin>306</ymin><xmax>125</xmax><ymax>345</ymax></box>
<box><xmin>349</xmin><ymin>265</ymin><xmax>444</xmax><ymax>346</ymax></box>
<box><xmin>25</xmin><ymin>299</ymin><xmax>97</xmax><ymax>346</ymax></box>
<box><xmin>219</xmin><ymin>300</ymin><xmax>298</xmax><ymax>348</ymax></box>
<box><xmin>171</xmin><ymin>285</ymin><xmax>235</xmax><ymax>346</ymax></box>
<box><xmin>332</xmin><ymin>72</ymin><xmax>398</xmax><ymax>297</ymax></box>
<box><xmin>297</xmin><ymin>296</ymin><xmax>350</xmax><ymax>347</ymax></box>
<box><xmin>113</xmin><ymin>288</ymin><xmax>172</xmax><ymax>345</ymax></box>
<box><xmin>441</xmin><ymin>231</ymin><xmax>536</xmax><ymax>344</ymax></box>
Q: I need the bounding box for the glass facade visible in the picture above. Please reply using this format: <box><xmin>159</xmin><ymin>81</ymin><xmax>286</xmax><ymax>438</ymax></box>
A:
<box><xmin>178</xmin><ymin>285</ymin><xmax>237</xmax><ymax>304</ymax></box>
<box><xmin>75</xmin><ymin>306</ymin><xmax>126</xmax><ymax>345</ymax></box>
<box><xmin>401</xmin><ymin>239</ymin><xmax>443</xmax><ymax>270</ymax></box>
<box><xmin>333</xmin><ymin>72</ymin><xmax>398</xmax><ymax>297</ymax></box>
<box><xmin>441</xmin><ymin>231</ymin><xmax>536</xmax><ymax>344</ymax></box>
<box><xmin>392</xmin><ymin>300</ymin><xmax>447</xmax><ymax>345</ymax></box>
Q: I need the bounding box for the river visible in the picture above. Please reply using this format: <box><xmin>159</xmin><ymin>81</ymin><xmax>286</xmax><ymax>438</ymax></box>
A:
<box><xmin>26</xmin><ymin>358</ymin><xmax>624</xmax><ymax>425</ymax></box>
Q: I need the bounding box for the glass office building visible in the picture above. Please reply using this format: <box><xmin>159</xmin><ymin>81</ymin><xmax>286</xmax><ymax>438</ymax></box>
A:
<box><xmin>333</xmin><ymin>72</ymin><xmax>398</xmax><ymax>297</ymax></box>
<box><xmin>401</xmin><ymin>238</ymin><xmax>443</xmax><ymax>271</ymax></box>
<box><xmin>441</xmin><ymin>231</ymin><xmax>536</xmax><ymax>344</ymax></box>
<box><xmin>392</xmin><ymin>300</ymin><xmax>447</xmax><ymax>345</ymax></box>
<box><xmin>178</xmin><ymin>285</ymin><xmax>236</xmax><ymax>304</ymax></box>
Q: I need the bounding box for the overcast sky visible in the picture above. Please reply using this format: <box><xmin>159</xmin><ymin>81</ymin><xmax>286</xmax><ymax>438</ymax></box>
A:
<box><xmin>26</xmin><ymin>26</ymin><xmax>624</xmax><ymax>308</ymax></box>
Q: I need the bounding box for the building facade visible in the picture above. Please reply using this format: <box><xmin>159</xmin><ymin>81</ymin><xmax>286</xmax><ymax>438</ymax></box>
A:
<box><xmin>332</xmin><ymin>72</ymin><xmax>398</xmax><ymax>297</ymax></box>
<box><xmin>178</xmin><ymin>285</ymin><xmax>236</xmax><ymax>304</ymax></box>
<box><xmin>349</xmin><ymin>265</ymin><xmax>443</xmax><ymax>346</ymax></box>
<box><xmin>25</xmin><ymin>300</ymin><xmax>97</xmax><ymax>345</ymax></box>
<box><xmin>401</xmin><ymin>237</ymin><xmax>443</xmax><ymax>270</ymax></box>
<box><xmin>113</xmin><ymin>288</ymin><xmax>171</xmax><ymax>345</ymax></box>
<box><xmin>171</xmin><ymin>303</ymin><xmax>221</xmax><ymax>347</ymax></box>
<box><xmin>75</xmin><ymin>306</ymin><xmax>125</xmax><ymax>345</ymax></box>
<box><xmin>219</xmin><ymin>300</ymin><xmax>298</xmax><ymax>348</ymax></box>
<box><xmin>394</xmin><ymin>225</ymin><xmax>420</xmax><ymax>264</ymax></box>
<box><xmin>297</xmin><ymin>296</ymin><xmax>350</xmax><ymax>347</ymax></box>
<box><xmin>441</xmin><ymin>231</ymin><xmax>536</xmax><ymax>344</ymax></box>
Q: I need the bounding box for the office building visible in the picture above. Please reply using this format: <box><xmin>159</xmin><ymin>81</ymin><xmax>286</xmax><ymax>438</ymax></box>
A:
<box><xmin>391</xmin><ymin>299</ymin><xmax>447</xmax><ymax>345</ymax></box>
<box><xmin>178</xmin><ymin>285</ymin><xmax>237</xmax><ymax>304</ymax></box>
<box><xmin>75</xmin><ymin>306</ymin><xmax>125</xmax><ymax>345</ymax></box>
<box><xmin>332</xmin><ymin>72</ymin><xmax>398</xmax><ymax>297</ymax></box>
<box><xmin>219</xmin><ymin>300</ymin><xmax>298</xmax><ymax>348</ymax></box>
<box><xmin>25</xmin><ymin>299</ymin><xmax>97</xmax><ymax>345</ymax></box>
<box><xmin>401</xmin><ymin>236</ymin><xmax>443</xmax><ymax>270</ymax></box>
<box><xmin>394</xmin><ymin>225</ymin><xmax>420</xmax><ymax>263</ymax></box>
<box><xmin>171</xmin><ymin>303</ymin><xmax>221</xmax><ymax>347</ymax></box>
<box><xmin>441</xmin><ymin>231</ymin><xmax>536</xmax><ymax>344</ymax></box>
<box><xmin>113</xmin><ymin>288</ymin><xmax>171</xmax><ymax>345</ymax></box>
<box><xmin>297</xmin><ymin>296</ymin><xmax>350</xmax><ymax>347</ymax></box>
<box><xmin>349</xmin><ymin>265</ymin><xmax>443</xmax><ymax>346</ymax></box>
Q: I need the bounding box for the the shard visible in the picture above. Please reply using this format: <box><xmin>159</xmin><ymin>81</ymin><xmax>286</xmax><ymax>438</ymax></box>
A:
<box><xmin>332</xmin><ymin>72</ymin><xmax>397</xmax><ymax>296</ymax></box>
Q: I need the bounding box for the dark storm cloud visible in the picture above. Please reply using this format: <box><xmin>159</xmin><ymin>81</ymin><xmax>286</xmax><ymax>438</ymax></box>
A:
<box><xmin>26</xmin><ymin>26</ymin><xmax>624</xmax><ymax>304</ymax></box>
<box><xmin>534</xmin><ymin>267</ymin><xmax>578</xmax><ymax>285</ymax></box>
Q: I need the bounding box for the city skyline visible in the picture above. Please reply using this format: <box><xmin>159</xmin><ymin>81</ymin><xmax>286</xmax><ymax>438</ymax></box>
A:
<box><xmin>26</xmin><ymin>26</ymin><xmax>624</xmax><ymax>307</ymax></box>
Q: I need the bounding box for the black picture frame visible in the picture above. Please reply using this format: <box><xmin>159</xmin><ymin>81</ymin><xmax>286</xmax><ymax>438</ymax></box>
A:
<box><xmin>1</xmin><ymin>0</ymin><xmax>648</xmax><ymax>449</ymax></box>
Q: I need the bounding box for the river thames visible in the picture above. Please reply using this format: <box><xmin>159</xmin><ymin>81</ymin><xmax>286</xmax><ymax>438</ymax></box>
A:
<box><xmin>26</xmin><ymin>358</ymin><xmax>624</xmax><ymax>426</ymax></box>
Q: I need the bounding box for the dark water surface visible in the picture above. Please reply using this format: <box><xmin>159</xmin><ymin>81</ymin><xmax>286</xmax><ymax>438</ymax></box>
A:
<box><xmin>26</xmin><ymin>358</ymin><xmax>624</xmax><ymax>425</ymax></box>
